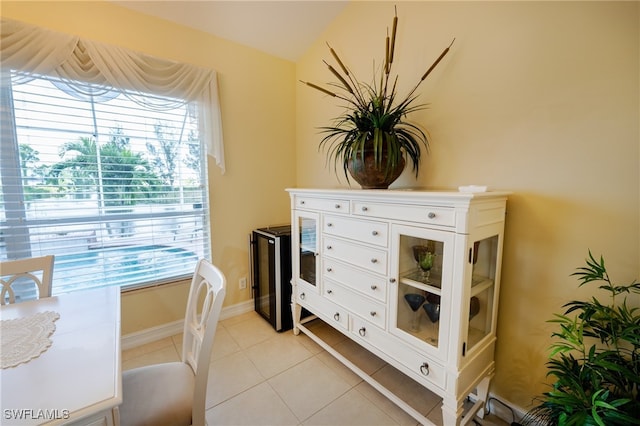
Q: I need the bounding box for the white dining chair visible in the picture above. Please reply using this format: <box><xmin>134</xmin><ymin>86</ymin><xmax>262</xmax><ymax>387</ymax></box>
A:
<box><xmin>0</xmin><ymin>255</ymin><xmax>55</xmax><ymax>305</ymax></box>
<box><xmin>118</xmin><ymin>259</ymin><xmax>227</xmax><ymax>426</ymax></box>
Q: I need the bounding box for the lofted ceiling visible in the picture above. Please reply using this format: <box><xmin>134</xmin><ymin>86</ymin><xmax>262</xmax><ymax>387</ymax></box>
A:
<box><xmin>113</xmin><ymin>1</ymin><xmax>349</xmax><ymax>61</ymax></box>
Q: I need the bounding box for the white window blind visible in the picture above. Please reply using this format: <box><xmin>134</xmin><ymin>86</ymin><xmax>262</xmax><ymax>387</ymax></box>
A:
<box><xmin>1</xmin><ymin>72</ymin><xmax>210</xmax><ymax>294</ymax></box>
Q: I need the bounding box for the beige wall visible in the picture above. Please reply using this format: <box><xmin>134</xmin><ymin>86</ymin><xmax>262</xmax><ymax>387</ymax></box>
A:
<box><xmin>1</xmin><ymin>1</ymin><xmax>297</xmax><ymax>334</ymax></box>
<box><xmin>3</xmin><ymin>0</ymin><xmax>639</xmax><ymax>414</ymax></box>
<box><xmin>296</xmin><ymin>1</ymin><xmax>639</xmax><ymax>411</ymax></box>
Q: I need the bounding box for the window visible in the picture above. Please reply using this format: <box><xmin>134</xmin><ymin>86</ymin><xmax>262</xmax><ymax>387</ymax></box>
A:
<box><xmin>1</xmin><ymin>18</ymin><xmax>224</xmax><ymax>297</ymax></box>
<box><xmin>0</xmin><ymin>72</ymin><xmax>210</xmax><ymax>294</ymax></box>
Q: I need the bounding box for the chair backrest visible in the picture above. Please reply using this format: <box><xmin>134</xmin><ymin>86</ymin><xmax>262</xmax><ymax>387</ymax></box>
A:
<box><xmin>0</xmin><ymin>255</ymin><xmax>55</xmax><ymax>305</ymax></box>
<box><xmin>182</xmin><ymin>258</ymin><xmax>226</xmax><ymax>426</ymax></box>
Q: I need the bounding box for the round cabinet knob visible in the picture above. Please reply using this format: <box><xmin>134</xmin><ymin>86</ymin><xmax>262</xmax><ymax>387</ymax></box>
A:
<box><xmin>359</xmin><ymin>327</ymin><xmax>366</xmax><ymax>337</ymax></box>
<box><xmin>326</xmin><ymin>267</ymin><xmax>332</xmax><ymax>272</ymax></box>
<box><xmin>326</xmin><ymin>245</ymin><xmax>332</xmax><ymax>250</ymax></box>
<box><xmin>326</xmin><ymin>289</ymin><xmax>333</xmax><ymax>295</ymax></box>
<box><xmin>420</xmin><ymin>362</ymin><xmax>430</xmax><ymax>376</ymax></box>
<box><xmin>361</xmin><ymin>206</ymin><xmax>368</xmax><ymax>212</ymax></box>
<box><xmin>428</xmin><ymin>212</ymin><xmax>436</xmax><ymax>219</ymax></box>
<box><xmin>370</xmin><ymin>285</ymin><xmax>377</xmax><ymax>290</ymax></box>
<box><xmin>371</xmin><ymin>230</ymin><xmax>379</xmax><ymax>236</ymax></box>
<box><xmin>370</xmin><ymin>311</ymin><xmax>377</xmax><ymax>317</ymax></box>
<box><xmin>327</xmin><ymin>223</ymin><xmax>333</xmax><ymax>227</ymax></box>
<box><xmin>370</xmin><ymin>258</ymin><xmax>378</xmax><ymax>264</ymax></box>
<box><xmin>300</xmin><ymin>200</ymin><xmax>305</xmax><ymax>205</ymax></box>
<box><xmin>389</xmin><ymin>278</ymin><xmax>396</xmax><ymax>283</ymax></box>
<box><xmin>300</xmin><ymin>293</ymin><xmax>306</xmax><ymax>300</ymax></box>
<box><xmin>335</xmin><ymin>204</ymin><xmax>341</xmax><ymax>209</ymax></box>
<box><xmin>333</xmin><ymin>313</ymin><xmax>340</xmax><ymax>321</ymax></box>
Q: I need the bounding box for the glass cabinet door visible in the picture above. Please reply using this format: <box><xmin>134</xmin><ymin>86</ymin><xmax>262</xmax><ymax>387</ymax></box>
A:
<box><xmin>390</xmin><ymin>225</ymin><xmax>454</xmax><ymax>357</ymax></box>
<box><xmin>294</xmin><ymin>211</ymin><xmax>319</xmax><ymax>288</ymax></box>
<box><xmin>464</xmin><ymin>234</ymin><xmax>500</xmax><ymax>355</ymax></box>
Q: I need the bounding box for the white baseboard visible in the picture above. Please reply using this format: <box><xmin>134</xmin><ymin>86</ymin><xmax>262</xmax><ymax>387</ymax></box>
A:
<box><xmin>484</xmin><ymin>392</ymin><xmax>528</xmax><ymax>424</ymax></box>
<box><xmin>121</xmin><ymin>319</ymin><xmax>183</xmax><ymax>350</ymax></box>
<box><xmin>219</xmin><ymin>299</ymin><xmax>254</xmax><ymax>321</ymax></box>
<box><xmin>121</xmin><ymin>299</ymin><xmax>254</xmax><ymax>350</ymax></box>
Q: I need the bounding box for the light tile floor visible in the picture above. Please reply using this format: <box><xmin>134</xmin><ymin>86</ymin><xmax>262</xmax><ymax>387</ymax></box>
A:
<box><xmin>122</xmin><ymin>311</ymin><xmax>508</xmax><ymax>426</ymax></box>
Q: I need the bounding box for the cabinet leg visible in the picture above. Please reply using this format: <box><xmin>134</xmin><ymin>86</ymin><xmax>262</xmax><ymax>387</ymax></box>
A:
<box><xmin>291</xmin><ymin>291</ymin><xmax>301</xmax><ymax>336</ymax></box>
<box><xmin>441</xmin><ymin>396</ymin><xmax>464</xmax><ymax>426</ymax></box>
<box><xmin>475</xmin><ymin>376</ymin><xmax>492</xmax><ymax>419</ymax></box>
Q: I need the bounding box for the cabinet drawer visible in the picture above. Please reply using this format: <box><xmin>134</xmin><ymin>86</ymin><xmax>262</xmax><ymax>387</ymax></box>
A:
<box><xmin>296</xmin><ymin>196</ymin><xmax>350</xmax><ymax>214</ymax></box>
<box><xmin>353</xmin><ymin>201</ymin><xmax>456</xmax><ymax>227</ymax></box>
<box><xmin>324</xmin><ymin>215</ymin><xmax>388</xmax><ymax>247</ymax></box>
<box><xmin>323</xmin><ymin>236</ymin><xmax>387</xmax><ymax>275</ymax></box>
<box><xmin>351</xmin><ymin>316</ymin><xmax>446</xmax><ymax>390</ymax></box>
<box><xmin>297</xmin><ymin>287</ymin><xmax>349</xmax><ymax>331</ymax></box>
<box><xmin>296</xmin><ymin>285</ymin><xmax>320</xmax><ymax>311</ymax></box>
<box><xmin>324</xmin><ymin>280</ymin><xmax>386</xmax><ymax>329</ymax></box>
<box><xmin>323</xmin><ymin>258</ymin><xmax>387</xmax><ymax>303</ymax></box>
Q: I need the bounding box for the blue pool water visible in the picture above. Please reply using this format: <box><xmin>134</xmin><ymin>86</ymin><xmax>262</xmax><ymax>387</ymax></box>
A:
<box><xmin>53</xmin><ymin>245</ymin><xmax>198</xmax><ymax>292</ymax></box>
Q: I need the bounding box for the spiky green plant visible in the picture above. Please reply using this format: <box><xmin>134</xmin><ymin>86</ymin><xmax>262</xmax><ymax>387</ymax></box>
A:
<box><xmin>523</xmin><ymin>251</ymin><xmax>640</xmax><ymax>426</ymax></box>
<box><xmin>300</xmin><ymin>7</ymin><xmax>454</xmax><ymax>184</ymax></box>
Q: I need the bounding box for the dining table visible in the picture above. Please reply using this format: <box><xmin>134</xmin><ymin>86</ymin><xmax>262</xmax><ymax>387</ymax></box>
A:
<box><xmin>1</xmin><ymin>286</ymin><xmax>121</xmax><ymax>425</ymax></box>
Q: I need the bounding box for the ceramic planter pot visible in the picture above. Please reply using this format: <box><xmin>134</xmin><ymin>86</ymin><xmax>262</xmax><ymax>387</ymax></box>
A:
<box><xmin>346</xmin><ymin>146</ymin><xmax>406</xmax><ymax>189</ymax></box>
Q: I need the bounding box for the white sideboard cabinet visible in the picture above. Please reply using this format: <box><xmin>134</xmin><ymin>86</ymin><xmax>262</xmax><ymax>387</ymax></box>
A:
<box><xmin>287</xmin><ymin>188</ymin><xmax>509</xmax><ymax>426</ymax></box>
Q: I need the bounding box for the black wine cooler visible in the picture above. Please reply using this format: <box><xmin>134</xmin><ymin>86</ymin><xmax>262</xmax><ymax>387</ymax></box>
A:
<box><xmin>250</xmin><ymin>225</ymin><xmax>294</xmax><ymax>331</ymax></box>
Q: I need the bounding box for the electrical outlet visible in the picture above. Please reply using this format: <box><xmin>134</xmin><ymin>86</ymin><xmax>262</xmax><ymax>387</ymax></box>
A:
<box><xmin>239</xmin><ymin>277</ymin><xmax>247</xmax><ymax>290</ymax></box>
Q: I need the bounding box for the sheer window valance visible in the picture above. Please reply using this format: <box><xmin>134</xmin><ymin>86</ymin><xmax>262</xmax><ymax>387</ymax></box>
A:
<box><xmin>0</xmin><ymin>18</ymin><xmax>225</xmax><ymax>172</ymax></box>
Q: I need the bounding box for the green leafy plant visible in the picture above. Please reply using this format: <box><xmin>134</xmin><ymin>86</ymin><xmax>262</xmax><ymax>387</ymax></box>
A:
<box><xmin>523</xmin><ymin>251</ymin><xmax>640</xmax><ymax>426</ymax></box>
<box><xmin>300</xmin><ymin>7</ymin><xmax>454</xmax><ymax>187</ymax></box>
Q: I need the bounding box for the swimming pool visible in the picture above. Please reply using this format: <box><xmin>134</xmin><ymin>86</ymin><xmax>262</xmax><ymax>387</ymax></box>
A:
<box><xmin>53</xmin><ymin>244</ymin><xmax>199</xmax><ymax>292</ymax></box>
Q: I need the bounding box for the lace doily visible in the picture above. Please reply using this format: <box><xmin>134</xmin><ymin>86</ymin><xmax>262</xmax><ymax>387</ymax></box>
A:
<box><xmin>1</xmin><ymin>310</ymin><xmax>60</xmax><ymax>369</ymax></box>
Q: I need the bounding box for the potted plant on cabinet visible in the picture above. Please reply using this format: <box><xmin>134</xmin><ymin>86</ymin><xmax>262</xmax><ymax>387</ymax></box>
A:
<box><xmin>300</xmin><ymin>8</ymin><xmax>454</xmax><ymax>189</ymax></box>
<box><xmin>522</xmin><ymin>251</ymin><xmax>640</xmax><ymax>426</ymax></box>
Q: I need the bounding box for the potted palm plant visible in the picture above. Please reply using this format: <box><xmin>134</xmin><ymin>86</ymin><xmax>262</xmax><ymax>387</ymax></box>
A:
<box><xmin>522</xmin><ymin>251</ymin><xmax>640</xmax><ymax>426</ymax></box>
<box><xmin>300</xmin><ymin>8</ymin><xmax>454</xmax><ymax>189</ymax></box>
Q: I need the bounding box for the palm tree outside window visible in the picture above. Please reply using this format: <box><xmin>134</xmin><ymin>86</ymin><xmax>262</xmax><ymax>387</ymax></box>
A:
<box><xmin>0</xmin><ymin>74</ymin><xmax>210</xmax><ymax>294</ymax></box>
